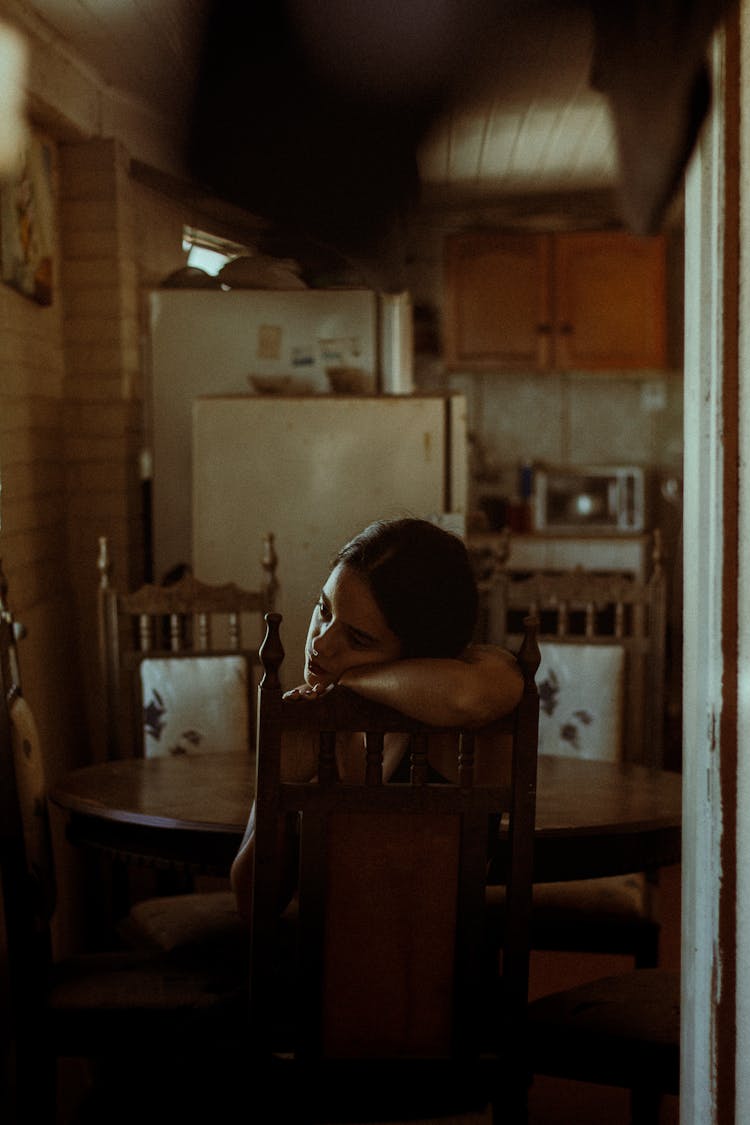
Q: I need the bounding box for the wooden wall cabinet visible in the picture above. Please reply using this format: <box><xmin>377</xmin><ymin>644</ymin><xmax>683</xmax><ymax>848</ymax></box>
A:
<box><xmin>443</xmin><ymin>230</ymin><xmax>667</xmax><ymax>372</ymax></box>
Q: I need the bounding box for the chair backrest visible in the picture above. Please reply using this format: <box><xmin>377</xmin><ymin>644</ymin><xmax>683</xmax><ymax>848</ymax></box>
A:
<box><xmin>0</xmin><ymin>561</ymin><xmax>55</xmax><ymax>1031</ymax></box>
<box><xmin>487</xmin><ymin>531</ymin><xmax>666</xmax><ymax>768</ymax></box>
<box><xmin>97</xmin><ymin>533</ymin><xmax>278</xmax><ymax>759</ymax></box>
<box><xmin>250</xmin><ymin>611</ymin><xmax>540</xmax><ymax>1072</ymax></box>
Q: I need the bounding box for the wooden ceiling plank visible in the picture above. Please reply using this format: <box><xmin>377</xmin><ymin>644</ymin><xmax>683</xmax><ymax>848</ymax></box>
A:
<box><xmin>480</xmin><ymin>107</ymin><xmax>528</xmax><ymax>180</ymax></box>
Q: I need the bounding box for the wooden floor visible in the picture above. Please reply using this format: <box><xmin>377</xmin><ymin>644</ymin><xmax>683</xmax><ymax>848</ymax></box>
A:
<box><xmin>525</xmin><ymin>861</ymin><xmax>681</xmax><ymax>1125</ymax></box>
<box><xmin>528</xmin><ymin>1076</ymin><xmax>678</xmax><ymax>1124</ymax></box>
<box><xmin>56</xmin><ymin>864</ymin><xmax>682</xmax><ymax>1125</ymax></box>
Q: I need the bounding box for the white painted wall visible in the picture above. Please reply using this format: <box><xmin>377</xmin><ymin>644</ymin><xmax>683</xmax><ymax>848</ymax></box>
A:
<box><xmin>0</xmin><ymin>0</ymin><xmax>186</xmax><ymax>178</ymax></box>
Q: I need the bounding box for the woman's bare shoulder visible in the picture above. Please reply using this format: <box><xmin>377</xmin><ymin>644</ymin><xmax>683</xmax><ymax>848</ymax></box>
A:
<box><xmin>460</xmin><ymin>643</ymin><xmax>520</xmax><ymax>669</ymax></box>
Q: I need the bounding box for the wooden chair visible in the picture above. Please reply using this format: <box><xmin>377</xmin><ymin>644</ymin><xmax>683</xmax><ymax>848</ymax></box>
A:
<box><xmin>96</xmin><ymin>533</ymin><xmax>276</xmax><ymax>955</ymax></box>
<box><xmin>483</xmin><ymin>531</ymin><xmax>669</xmax><ymax>969</ymax></box>
<box><xmin>247</xmin><ymin>611</ymin><xmax>541</xmax><ymax>1124</ymax></box>
<box><xmin>97</xmin><ymin>531</ymin><xmax>278</xmax><ymax>760</ymax></box>
<box><xmin>0</xmin><ymin>562</ymin><xmax>251</xmax><ymax>1125</ymax></box>
<box><xmin>527</xmin><ymin>967</ymin><xmax>680</xmax><ymax>1125</ymax></box>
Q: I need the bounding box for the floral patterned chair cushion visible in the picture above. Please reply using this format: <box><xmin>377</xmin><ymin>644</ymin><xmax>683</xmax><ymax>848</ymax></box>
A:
<box><xmin>537</xmin><ymin>642</ymin><xmax>625</xmax><ymax>761</ymax></box>
<box><xmin>140</xmin><ymin>655</ymin><xmax>249</xmax><ymax>757</ymax></box>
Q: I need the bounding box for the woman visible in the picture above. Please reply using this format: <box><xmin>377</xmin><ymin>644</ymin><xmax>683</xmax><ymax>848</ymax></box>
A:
<box><xmin>231</xmin><ymin>518</ymin><xmax>523</xmax><ymax>918</ymax></box>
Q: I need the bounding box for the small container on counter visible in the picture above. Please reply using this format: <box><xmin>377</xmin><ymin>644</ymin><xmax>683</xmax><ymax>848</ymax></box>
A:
<box><xmin>507</xmin><ymin>462</ymin><xmax>534</xmax><ymax>532</ymax></box>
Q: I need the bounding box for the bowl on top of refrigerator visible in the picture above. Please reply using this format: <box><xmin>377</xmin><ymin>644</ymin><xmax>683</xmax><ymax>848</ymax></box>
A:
<box><xmin>248</xmin><ymin>374</ymin><xmax>295</xmax><ymax>395</ymax></box>
<box><xmin>325</xmin><ymin>367</ymin><xmax>369</xmax><ymax>394</ymax></box>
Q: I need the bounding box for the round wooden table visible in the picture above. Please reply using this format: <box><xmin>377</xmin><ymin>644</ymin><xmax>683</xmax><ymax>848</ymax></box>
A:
<box><xmin>49</xmin><ymin>752</ymin><xmax>682</xmax><ymax>881</ymax></box>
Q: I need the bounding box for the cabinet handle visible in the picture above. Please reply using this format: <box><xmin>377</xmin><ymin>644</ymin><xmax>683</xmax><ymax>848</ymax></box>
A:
<box><xmin>537</xmin><ymin>323</ymin><xmax>552</xmax><ymax>334</ymax></box>
<box><xmin>558</xmin><ymin>322</ymin><xmax>573</xmax><ymax>335</ymax></box>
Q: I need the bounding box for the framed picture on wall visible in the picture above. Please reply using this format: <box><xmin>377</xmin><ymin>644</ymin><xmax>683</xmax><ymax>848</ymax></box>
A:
<box><xmin>0</xmin><ymin>135</ymin><xmax>54</xmax><ymax>306</ymax></box>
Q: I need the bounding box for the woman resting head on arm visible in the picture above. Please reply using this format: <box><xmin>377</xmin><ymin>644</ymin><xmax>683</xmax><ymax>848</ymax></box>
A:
<box><xmin>231</xmin><ymin>517</ymin><xmax>524</xmax><ymax>917</ymax></box>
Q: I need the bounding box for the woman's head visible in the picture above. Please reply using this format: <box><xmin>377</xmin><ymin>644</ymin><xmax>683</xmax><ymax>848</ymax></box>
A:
<box><xmin>304</xmin><ymin>519</ymin><xmax>478</xmax><ymax>688</ymax></box>
<box><xmin>334</xmin><ymin>518</ymin><xmax>478</xmax><ymax>658</ymax></box>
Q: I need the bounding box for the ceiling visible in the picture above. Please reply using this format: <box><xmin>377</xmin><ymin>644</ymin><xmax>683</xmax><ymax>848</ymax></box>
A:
<box><xmin>23</xmin><ymin>0</ymin><xmax>209</xmax><ymax>120</ymax></box>
<box><xmin>414</xmin><ymin>4</ymin><xmax>619</xmax><ymax>211</ymax></box>
<box><xmin>19</xmin><ymin>0</ymin><xmax>622</xmax><ymax>221</ymax></box>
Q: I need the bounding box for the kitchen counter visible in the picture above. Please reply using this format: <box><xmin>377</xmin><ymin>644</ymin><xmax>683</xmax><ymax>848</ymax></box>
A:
<box><xmin>468</xmin><ymin>530</ymin><xmax>655</xmax><ymax>580</ymax></box>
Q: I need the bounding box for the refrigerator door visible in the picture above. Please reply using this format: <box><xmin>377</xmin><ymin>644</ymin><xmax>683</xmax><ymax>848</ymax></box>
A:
<box><xmin>148</xmin><ymin>288</ymin><xmax>378</xmax><ymax>580</ymax></box>
<box><xmin>192</xmin><ymin>394</ymin><xmax>467</xmax><ymax>685</ymax></box>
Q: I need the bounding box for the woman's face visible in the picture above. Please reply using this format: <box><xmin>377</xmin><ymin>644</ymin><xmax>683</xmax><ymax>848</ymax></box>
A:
<box><xmin>304</xmin><ymin>562</ymin><xmax>402</xmax><ymax>689</ymax></box>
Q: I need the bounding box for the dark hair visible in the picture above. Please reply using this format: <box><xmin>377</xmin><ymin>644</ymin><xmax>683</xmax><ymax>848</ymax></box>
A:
<box><xmin>333</xmin><ymin>518</ymin><xmax>478</xmax><ymax>658</ymax></box>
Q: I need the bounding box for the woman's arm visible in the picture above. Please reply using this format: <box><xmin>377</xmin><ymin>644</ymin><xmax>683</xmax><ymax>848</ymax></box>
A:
<box><xmin>230</xmin><ymin>803</ymin><xmax>255</xmax><ymax>921</ymax></box>
<box><xmin>231</xmin><ymin>801</ymin><xmax>301</xmax><ymax>921</ymax></box>
<box><xmin>230</xmin><ymin>729</ymin><xmax>318</xmax><ymax>920</ymax></box>
<box><xmin>337</xmin><ymin>644</ymin><xmax>523</xmax><ymax>728</ymax></box>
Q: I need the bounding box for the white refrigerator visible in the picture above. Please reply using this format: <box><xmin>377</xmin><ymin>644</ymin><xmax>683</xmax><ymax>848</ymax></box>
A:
<box><xmin>192</xmin><ymin>394</ymin><xmax>468</xmax><ymax>686</ymax></box>
<box><xmin>147</xmin><ymin>287</ymin><xmax>414</xmax><ymax>581</ymax></box>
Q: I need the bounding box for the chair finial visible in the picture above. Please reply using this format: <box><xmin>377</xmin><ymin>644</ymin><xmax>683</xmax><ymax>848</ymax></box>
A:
<box><xmin>259</xmin><ymin>612</ymin><xmax>284</xmax><ymax>689</ymax></box>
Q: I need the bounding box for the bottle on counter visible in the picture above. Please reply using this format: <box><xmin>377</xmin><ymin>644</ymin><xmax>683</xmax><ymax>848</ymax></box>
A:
<box><xmin>508</xmin><ymin>462</ymin><xmax>534</xmax><ymax>532</ymax></box>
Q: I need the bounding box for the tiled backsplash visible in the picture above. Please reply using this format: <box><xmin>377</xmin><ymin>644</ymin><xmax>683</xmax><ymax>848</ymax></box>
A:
<box><xmin>404</xmin><ymin>211</ymin><xmax>684</xmax><ymax>497</ymax></box>
<box><xmin>416</xmin><ymin>361</ymin><xmax>683</xmax><ymax>500</ymax></box>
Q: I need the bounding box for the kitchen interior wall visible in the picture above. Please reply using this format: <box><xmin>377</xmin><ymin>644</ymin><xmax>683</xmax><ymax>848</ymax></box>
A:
<box><xmin>402</xmin><ymin>209</ymin><xmax>685</xmax><ymax>513</ymax></box>
<box><xmin>0</xmin><ymin>17</ymin><xmax>685</xmax><ymax>1120</ymax></box>
<box><xmin>402</xmin><ymin>203</ymin><xmax>686</xmax><ymax>783</ymax></box>
<box><xmin>0</xmin><ymin>129</ymin><xmax>83</xmax><ymax>787</ymax></box>
<box><xmin>432</xmin><ymin>367</ymin><xmax>683</xmax><ymax>507</ymax></box>
<box><xmin>402</xmin><ymin>207</ymin><xmax>685</xmax><ymax>768</ymax></box>
<box><xmin>0</xmin><ymin>128</ymin><xmax>222</xmax><ymax>974</ymax></box>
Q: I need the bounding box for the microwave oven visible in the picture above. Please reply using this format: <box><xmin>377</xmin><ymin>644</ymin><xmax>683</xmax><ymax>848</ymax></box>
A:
<box><xmin>532</xmin><ymin>465</ymin><xmax>646</xmax><ymax>533</ymax></box>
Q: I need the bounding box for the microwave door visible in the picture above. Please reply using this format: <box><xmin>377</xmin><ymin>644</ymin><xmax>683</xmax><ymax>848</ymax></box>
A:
<box><xmin>608</xmin><ymin>480</ymin><xmax>619</xmax><ymax>526</ymax></box>
<box><xmin>617</xmin><ymin>473</ymin><xmax>639</xmax><ymax>531</ymax></box>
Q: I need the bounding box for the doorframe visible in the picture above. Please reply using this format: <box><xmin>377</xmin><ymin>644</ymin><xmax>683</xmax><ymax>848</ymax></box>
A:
<box><xmin>682</xmin><ymin>8</ymin><xmax>742</xmax><ymax>1122</ymax></box>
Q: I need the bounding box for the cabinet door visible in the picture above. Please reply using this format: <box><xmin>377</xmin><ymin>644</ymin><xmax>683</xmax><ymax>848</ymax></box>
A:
<box><xmin>553</xmin><ymin>232</ymin><xmax>667</xmax><ymax>370</ymax></box>
<box><xmin>443</xmin><ymin>232</ymin><xmax>552</xmax><ymax>370</ymax></box>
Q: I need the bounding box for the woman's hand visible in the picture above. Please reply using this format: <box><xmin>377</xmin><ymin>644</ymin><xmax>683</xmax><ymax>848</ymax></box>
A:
<box><xmin>283</xmin><ymin>682</ymin><xmax>334</xmax><ymax>701</ymax></box>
